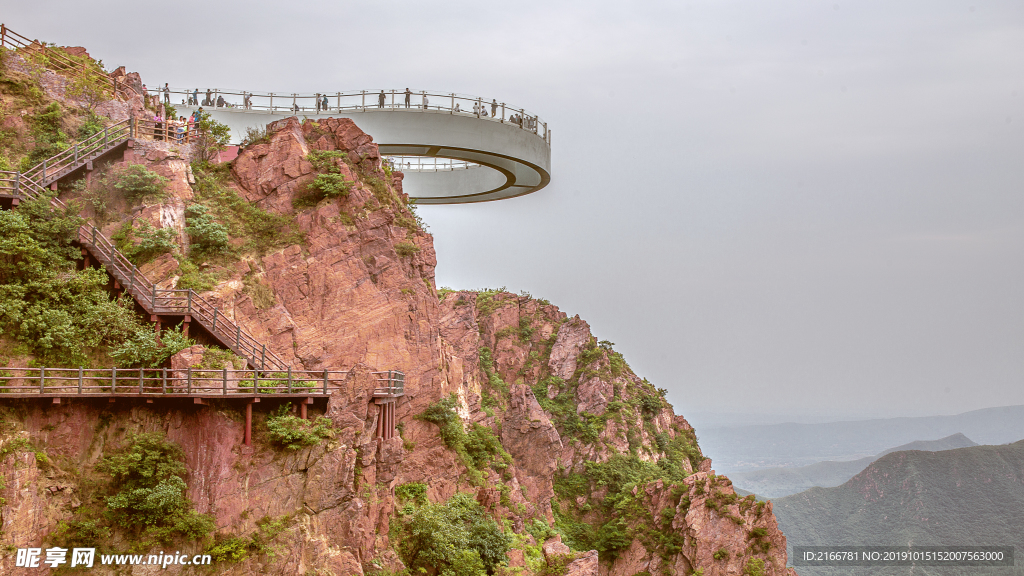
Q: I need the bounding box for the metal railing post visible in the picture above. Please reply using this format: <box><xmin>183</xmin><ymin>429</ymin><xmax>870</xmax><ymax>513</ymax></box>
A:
<box><xmin>42</xmin><ymin>159</ymin><xmax>46</xmax><ymax>181</ymax></box>
<box><xmin>13</xmin><ymin>171</ymin><xmax>19</xmax><ymax>195</ymax></box>
<box><xmin>39</xmin><ymin>367</ymin><xmax>45</xmax><ymax>393</ymax></box>
<box><xmin>103</xmin><ymin>126</ymin><xmax>108</xmax><ymax>147</ymax></box>
<box><xmin>74</xmin><ymin>143</ymin><xmax>78</xmax><ymax>165</ymax></box>
<box><xmin>223</xmin><ymin>368</ymin><xmax>227</xmax><ymax>395</ymax></box>
<box><xmin>151</xmin><ymin>284</ymin><xmax>156</xmax><ymax>310</ymax></box>
<box><xmin>323</xmin><ymin>369</ymin><xmax>329</xmax><ymax>394</ymax></box>
<box><xmin>162</xmin><ymin>367</ymin><xmax>167</xmax><ymax>394</ymax></box>
<box><xmin>212</xmin><ymin>308</ymin><xmax>218</xmax><ymax>333</ymax></box>
<box><xmin>112</xmin><ymin>366</ymin><xmax>117</xmax><ymax>393</ymax></box>
<box><xmin>187</xmin><ymin>290</ymin><xmax>192</xmax><ymax>315</ymax></box>
<box><xmin>261</xmin><ymin>344</ymin><xmax>266</xmax><ymax>371</ymax></box>
<box><xmin>287</xmin><ymin>367</ymin><xmax>292</xmax><ymax>393</ymax></box>
<box><xmin>78</xmin><ymin>367</ymin><xmax>83</xmax><ymax>394</ymax></box>
<box><xmin>139</xmin><ymin>368</ymin><xmax>143</xmax><ymax>393</ymax></box>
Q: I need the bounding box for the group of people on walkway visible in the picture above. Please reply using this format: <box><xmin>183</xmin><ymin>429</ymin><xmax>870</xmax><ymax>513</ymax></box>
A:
<box><xmin>184</xmin><ymin>88</ymin><xmax>229</xmax><ymax>108</ymax></box>
<box><xmin>148</xmin><ymin>108</ymin><xmax>206</xmax><ymax>143</ymax></box>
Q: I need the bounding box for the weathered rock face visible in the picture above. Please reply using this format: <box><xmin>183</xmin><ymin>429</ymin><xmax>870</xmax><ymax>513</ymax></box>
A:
<box><xmin>2</xmin><ymin>106</ymin><xmax>797</xmax><ymax>575</ymax></box>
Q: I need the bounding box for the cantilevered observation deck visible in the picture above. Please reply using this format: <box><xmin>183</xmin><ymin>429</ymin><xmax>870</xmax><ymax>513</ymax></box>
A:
<box><xmin>168</xmin><ymin>88</ymin><xmax>551</xmax><ymax>204</ymax></box>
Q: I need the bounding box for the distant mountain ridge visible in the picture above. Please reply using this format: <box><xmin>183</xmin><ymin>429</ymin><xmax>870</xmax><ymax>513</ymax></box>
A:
<box><xmin>699</xmin><ymin>405</ymin><xmax>1024</xmax><ymax>474</ymax></box>
<box><xmin>772</xmin><ymin>440</ymin><xmax>1024</xmax><ymax>576</ymax></box>
<box><xmin>730</xmin><ymin>433</ymin><xmax>978</xmax><ymax>498</ymax></box>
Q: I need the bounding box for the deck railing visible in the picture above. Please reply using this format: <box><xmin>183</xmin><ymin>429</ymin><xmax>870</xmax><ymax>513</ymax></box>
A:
<box><xmin>168</xmin><ymin>87</ymin><xmax>550</xmax><ymax>144</ymax></box>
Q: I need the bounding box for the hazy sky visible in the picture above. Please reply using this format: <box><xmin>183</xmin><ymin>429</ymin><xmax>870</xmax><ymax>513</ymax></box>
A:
<box><xmin>9</xmin><ymin>1</ymin><xmax>1023</xmax><ymax>422</ymax></box>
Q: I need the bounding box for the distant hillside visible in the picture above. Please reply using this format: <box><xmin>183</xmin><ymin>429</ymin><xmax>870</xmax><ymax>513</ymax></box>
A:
<box><xmin>699</xmin><ymin>405</ymin><xmax>1024</xmax><ymax>473</ymax></box>
<box><xmin>730</xmin><ymin>433</ymin><xmax>977</xmax><ymax>497</ymax></box>
<box><xmin>773</xmin><ymin>440</ymin><xmax>1024</xmax><ymax>576</ymax></box>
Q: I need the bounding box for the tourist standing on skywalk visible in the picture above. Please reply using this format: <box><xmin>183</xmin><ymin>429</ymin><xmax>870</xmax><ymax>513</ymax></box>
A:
<box><xmin>405</xmin><ymin>88</ymin><xmax>411</xmax><ymax>107</ymax></box>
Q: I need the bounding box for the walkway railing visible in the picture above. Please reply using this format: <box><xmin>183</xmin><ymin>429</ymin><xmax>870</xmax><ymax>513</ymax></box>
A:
<box><xmin>0</xmin><ymin>367</ymin><xmax>345</xmax><ymax>395</ymax></box>
<box><xmin>0</xmin><ymin>368</ymin><xmax>404</xmax><ymax>397</ymax></box>
<box><xmin>22</xmin><ymin>119</ymin><xmax>131</xmax><ymax>186</ymax></box>
<box><xmin>373</xmin><ymin>371</ymin><xmax>405</xmax><ymax>397</ymax></box>
<box><xmin>384</xmin><ymin>157</ymin><xmax>479</xmax><ymax>172</ymax></box>
<box><xmin>0</xmin><ymin>170</ymin><xmax>289</xmax><ymax>372</ymax></box>
<box><xmin>169</xmin><ymin>87</ymin><xmax>550</xmax><ymax>144</ymax></box>
<box><xmin>0</xmin><ymin>24</ymin><xmax>136</xmax><ymax>102</ymax></box>
<box><xmin>133</xmin><ymin>118</ymin><xmax>195</xmax><ymax>144</ymax></box>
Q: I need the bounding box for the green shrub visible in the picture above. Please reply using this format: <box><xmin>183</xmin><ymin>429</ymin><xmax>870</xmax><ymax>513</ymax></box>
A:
<box><xmin>112</xmin><ymin>219</ymin><xmax>178</xmax><ymax>264</ymax></box>
<box><xmin>99</xmin><ymin>432</ymin><xmax>214</xmax><ymax>543</ymax></box>
<box><xmin>397</xmin><ymin>492</ymin><xmax>511</xmax><ymax>576</ymax></box>
<box><xmin>109</xmin><ymin>325</ymin><xmax>194</xmax><ymax>368</ymax></box>
<box><xmin>185</xmin><ymin>203</ymin><xmax>228</xmax><ymax>254</ymax></box>
<box><xmin>395</xmin><ymin>241</ymin><xmax>420</xmax><ymax>257</ymax></box>
<box><xmin>294</xmin><ymin>149</ymin><xmax>352</xmax><ymax>207</ymax></box>
<box><xmin>0</xmin><ymin>197</ymin><xmax>171</xmax><ymax>365</ymax></box>
<box><xmin>713</xmin><ymin>549</ymin><xmax>730</xmax><ymax>560</ymax></box>
<box><xmin>396</xmin><ymin>482</ymin><xmax>429</xmax><ymax>506</ymax></box>
<box><xmin>240</xmin><ymin>125</ymin><xmax>270</xmax><ymax>147</ymax></box>
<box><xmin>743</xmin><ymin>558</ymin><xmax>766</xmax><ymax>576</ymax></box>
<box><xmin>174</xmin><ymin>260</ymin><xmax>217</xmax><ymax>292</ymax></box>
<box><xmin>107</xmin><ymin>164</ymin><xmax>167</xmax><ymax>202</ymax></box>
<box><xmin>526</xmin><ymin>518</ymin><xmax>557</xmax><ymax>543</ymax></box>
<box><xmin>265</xmin><ymin>405</ymin><xmax>336</xmax><ymax>450</ymax></box>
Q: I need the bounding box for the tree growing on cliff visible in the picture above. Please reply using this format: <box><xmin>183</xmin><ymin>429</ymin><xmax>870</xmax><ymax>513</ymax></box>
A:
<box><xmin>398</xmin><ymin>492</ymin><xmax>511</xmax><ymax>576</ymax></box>
<box><xmin>190</xmin><ymin>110</ymin><xmax>231</xmax><ymax>164</ymax></box>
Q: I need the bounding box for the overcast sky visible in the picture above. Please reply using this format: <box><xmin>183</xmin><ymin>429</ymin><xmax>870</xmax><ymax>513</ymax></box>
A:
<box><xmin>9</xmin><ymin>0</ymin><xmax>1023</xmax><ymax>425</ymax></box>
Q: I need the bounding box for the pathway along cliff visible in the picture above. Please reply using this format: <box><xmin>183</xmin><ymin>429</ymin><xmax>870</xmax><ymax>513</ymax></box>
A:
<box><xmin>0</xmin><ymin>32</ymin><xmax>797</xmax><ymax>576</ymax></box>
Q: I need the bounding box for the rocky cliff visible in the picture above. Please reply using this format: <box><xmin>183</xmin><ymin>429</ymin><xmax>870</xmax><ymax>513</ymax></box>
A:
<box><xmin>0</xmin><ymin>56</ymin><xmax>796</xmax><ymax>576</ymax></box>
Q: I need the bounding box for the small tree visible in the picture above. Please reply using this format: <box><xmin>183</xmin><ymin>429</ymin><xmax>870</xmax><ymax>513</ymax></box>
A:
<box><xmin>65</xmin><ymin>74</ymin><xmax>108</xmax><ymax>111</ymax></box>
<box><xmin>191</xmin><ymin>110</ymin><xmax>232</xmax><ymax>164</ymax></box>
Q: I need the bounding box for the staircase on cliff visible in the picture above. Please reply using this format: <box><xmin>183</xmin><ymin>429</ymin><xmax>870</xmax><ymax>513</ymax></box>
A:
<box><xmin>0</xmin><ymin>169</ymin><xmax>289</xmax><ymax>371</ymax></box>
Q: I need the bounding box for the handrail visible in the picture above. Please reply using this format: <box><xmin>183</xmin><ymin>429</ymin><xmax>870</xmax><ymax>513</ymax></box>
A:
<box><xmin>0</xmin><ymin>367</ymin><xmax>354</xmax><ymax>396</ymax></box>
<box><xmin>0</xmin><ymin>23</ymin><xmax>138</xmax><ymax>102</ymax></box>
<box><xmin>167</xmin><ymin>86</ymin><xmax>549</xmax><ymax>143</ymax></box>
<box><xmin>384</xmin><ymin>156</ymin><xmax>479</xmax><ymax>173</ymax></box>
<box><xmin>22</xmin><ymin>119</ymin><xmax>131</xmax><ymax>186</ymax></box>
<box><xmin>372</xmin><ymin>370</ymin><xmax>405</xmax><ymax>396</ymax></box>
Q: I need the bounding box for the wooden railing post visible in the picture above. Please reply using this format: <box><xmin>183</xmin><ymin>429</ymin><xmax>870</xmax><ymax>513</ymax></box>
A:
<box><xmin>323</xmin><ymin>369</ymin><xmax>329</xmax><ymax>394</ymax></box>
<box><xmin>287</xmin><ymin>367</ymin><xmax>292</xmax><ymax>393</ymax></box>
<box><xmin>187</xmin><ymin>367</ymin><xmax>192</xmax><ymax>394</ymax></box>
<box><xmin>187</xmin><ymin>290</ymin><xmax>192</xmax><ymax>315</ymax></box>
<box><xmin>260</xmin><ymin>345</ymin><xmax>266</xmax><ymax>371</ymax></box>
<box><xmin>13</xmin><ymin>171</ymin><xmax>19</xmax><ymax>196</ymax></box>
<box><xmin>151</xmin><ymin>284</ymin><xmax>156</xmax><ymax>310</ymax></box>
<box><xmin>78</xmin><ymin>367</ymin><xmax>83</xmax><ymax>394</ymax></box>
<box><xmin>74</xmin><ymin>143</ymin><xmax>78</xmax><ymax>165</ymax></box>
<box><xmin>91</xmin><ymin>225</ymin><xmax>97</xmax><ymax>246</ymax></box>
<box><xmin>112</xmin><ymin>366</ymin><xmax>117</xmax><ymax>393</ymax></box>
<box><xmin>223</xmin><ymin>368</ymin><xmax>227</xmax><ymax>395</ymax></box>
<box><xmin>129</xmin><ymin>265</ymin><xmax>136</xmax><ymax>293</ymax></box>
<box><xmin>39</xmin><ymin>367</ymin><xmax>45</xmax><ymax>393</ymax></box>
<box><xmin>103</xmin><ymin>126</ymin><xmax>108</xmax><ymax>147</ymax></box>
<box><xmin>162</xmin><ymin>367</ymin><xmax>167</xmax><ymax>394</ymax></box>
<box><xmin>212</xmin><ymin>308</ymin><xmax>217</xmax><ymax>333</ymax></box>
<box><xmin>139</xmin><ymin>368</ymin><xmax>144</xmax><ymax>393</ymax></box>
